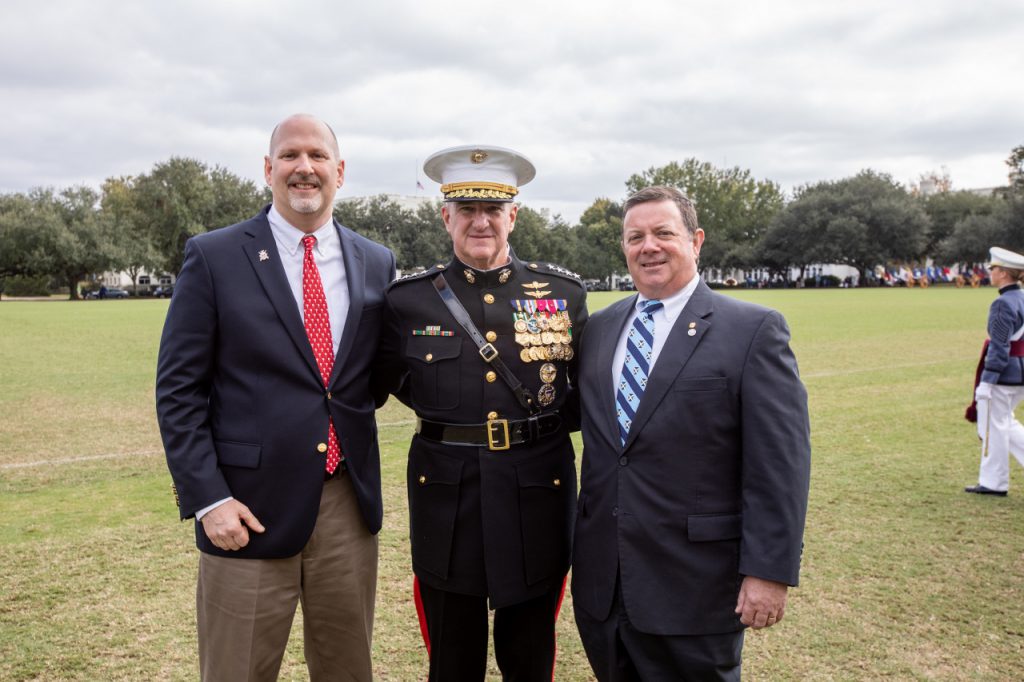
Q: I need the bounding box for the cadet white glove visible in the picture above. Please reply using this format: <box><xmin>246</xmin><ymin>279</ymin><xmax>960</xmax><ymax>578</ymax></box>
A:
<box><xmin>975</xmin><ymin>382</ymin><xmax>994</xmax><ymax>400</ymax></box>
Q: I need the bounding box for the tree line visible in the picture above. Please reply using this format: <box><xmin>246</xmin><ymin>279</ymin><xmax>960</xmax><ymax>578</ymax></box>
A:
<box><xmin>2</xmin><ymin>146</ymin><xmax>1022</xmax><ymax>299</ymax></box>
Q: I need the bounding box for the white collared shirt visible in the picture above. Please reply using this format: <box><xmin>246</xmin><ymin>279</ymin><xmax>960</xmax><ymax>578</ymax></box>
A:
<box><xmin>268</xmin><ymin>205</ymin><xmax>349</xmax><ymax>356</ymax></box>
<box><xmin>611</xmin><ymin>275</ymin><xmax>701</xmax><ymax>402</ymax></box>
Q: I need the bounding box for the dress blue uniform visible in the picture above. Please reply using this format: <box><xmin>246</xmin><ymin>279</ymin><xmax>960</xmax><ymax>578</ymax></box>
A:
<box><xmin>383</xmin><ymin>145</ymin><xmax>588</xmax><ymax>681</ymax></box>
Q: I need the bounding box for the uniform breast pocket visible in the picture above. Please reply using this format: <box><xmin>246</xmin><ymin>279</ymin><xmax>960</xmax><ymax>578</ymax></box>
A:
<box><xmin>406</xmin><ymin>336</ymin><xmax>462</xmax><ymax>411</ymax></box>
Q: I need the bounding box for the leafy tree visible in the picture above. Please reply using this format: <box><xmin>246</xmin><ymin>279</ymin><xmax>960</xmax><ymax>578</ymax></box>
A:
<box><xmin>1007</xmin><ymin>144</ymin><xmax>1024</xmax><ymax>191</ymax></box>
<box><xmin>938</xmin><ymin>207</ymin><xmax>1009</xmax><ymax>265</ymax></box>
<box><xmin>335</xmin><ymin>195</ymin><xmax>449</xmax><ymax>270</ymax></box>
<box><xmin>509</xmin><ymin>206</ymin><xmax>570</xmax><ymax>265</ymax></box>
<box><xmin>625</xmin><ymin>159</ymin><xmax>783</xmax><ymax>270</ymax></box>
<box><xmin>766</xmin><ymin>170</ymin><xmax>929</xmax><ymax>284</ymax></box>
<box><xmin>567</xmin><ymin>198</ymin><xmax>625</xmax><ymax>282</ymax></box>
<box><xmin>101</xmin><ymin>176</ymin><xmax>160</xmax><ymax>294</ymax></box>
<box><xmin>756</xmin><ymin>187</ymin><xmax>832</xmax><ymax>282</ymax></box>
<box><xmin>921</xmin><ymin>190</ymin><xmax>999</xmax><ymax>258</ymax></box>
<box><xmin>4</xmin><ymin>187</ymin><xmax>119</xmax><ymax>299</ymax></box>
<box><xmin>132</xmin><ymin>157</ymin><xmax>268</xmax><ymax>275</ymax></box>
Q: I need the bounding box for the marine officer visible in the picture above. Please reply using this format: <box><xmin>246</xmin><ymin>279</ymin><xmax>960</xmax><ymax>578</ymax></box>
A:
<box><xmin>383</xmin><ymin>145</ymin><xmax>588</xmax><ymax>681</ymax></box>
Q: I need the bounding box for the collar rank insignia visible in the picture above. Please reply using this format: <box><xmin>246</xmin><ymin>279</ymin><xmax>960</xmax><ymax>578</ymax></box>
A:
<box><xmin>258</xmin><ymin>249</ymin><xmax>270</xmax><ymax>262</ymax></box>
<box><xmin>522</xmin><ymin>281</ymin><xmax>551</xmax><ymax>298</ymax></box>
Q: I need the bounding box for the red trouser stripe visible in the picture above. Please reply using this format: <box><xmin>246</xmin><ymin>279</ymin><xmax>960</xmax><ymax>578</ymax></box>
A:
<box><xmin>413</xmin><ymin>576</ymin><xmax>431</xmax><ymax>656</ymax></box>
<box><xmin>551</xmin><ymin>575</ymin><xmax>568</xmax><ymax>682</ymax></box>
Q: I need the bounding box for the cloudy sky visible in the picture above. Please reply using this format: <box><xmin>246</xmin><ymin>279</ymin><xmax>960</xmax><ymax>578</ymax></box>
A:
<box><xmin>2</xmin><ymin>0</ymin><xmax>1021</xmax><ymax>223</ymax></box>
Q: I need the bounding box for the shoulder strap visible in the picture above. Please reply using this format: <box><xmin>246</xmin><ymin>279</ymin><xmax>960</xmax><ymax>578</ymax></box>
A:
<box><xmin>431</xmin><ymin>273</ymin><xmax>540</xmax><ymax>415</ymax></box>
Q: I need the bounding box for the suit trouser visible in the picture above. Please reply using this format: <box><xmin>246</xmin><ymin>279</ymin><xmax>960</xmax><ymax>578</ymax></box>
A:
<box><xmin>413</xmin><ymin>577</ymin><xmax>565</xmax><ymax>681</ymax></box>
<box><xmin>575</xmin><ymin>578</ymin><xmax>743</xmax><ymax>682</ymax></box>
<box><xmin>196</xmin><ymin>472</ymin><xmax>378</xmax><ymax>682</ymax></box>
<box><xmin>975</xmin><ymin>384</ymin><xmax>1024</xmax><ymax>491</ymax></box>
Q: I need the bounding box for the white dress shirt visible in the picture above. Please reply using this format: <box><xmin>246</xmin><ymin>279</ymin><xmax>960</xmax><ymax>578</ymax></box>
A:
<box><xmin>611</xmin><ymin>275</ymin><xmax>701</xmax><ymax>403</ymax></box>
<box><xmin>267</xmin><ymin>205</ymin><xmax>349</xmax><ymax>356</ymax></box>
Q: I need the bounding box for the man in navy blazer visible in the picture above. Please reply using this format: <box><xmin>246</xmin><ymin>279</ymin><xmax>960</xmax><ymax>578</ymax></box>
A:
<box><xmin>156</xmin><ymin>114</ymin><xmax>395</xmax><ymax>681</ymax></box>
<box><xmin>572</xmin><ymin>186</ymin><xmax>810</xmax><ymax>680</ymax></box>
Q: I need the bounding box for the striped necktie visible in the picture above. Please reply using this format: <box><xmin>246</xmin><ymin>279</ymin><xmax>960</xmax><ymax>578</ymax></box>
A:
<box><xmin>616</xmin><ymin>299</ymin><xmax>663</xmax><ymax>446</ymax></box>
<box><xmin>302</xmin><ymin>235</ymin><xmax>341</xmax><ymax>474</ymax></box>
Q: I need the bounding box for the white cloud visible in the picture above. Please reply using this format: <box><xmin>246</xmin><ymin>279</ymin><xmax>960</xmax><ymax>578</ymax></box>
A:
<box><xmin>1</xmin><ymin>0</ymin><xmax>1021</xmax><ymax>221</ymax></box>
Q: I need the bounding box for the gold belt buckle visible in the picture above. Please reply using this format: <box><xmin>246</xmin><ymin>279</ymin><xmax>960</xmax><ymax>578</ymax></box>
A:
<box><xmin>486</xmin><ymin>418</ymin><xmax>510</xmax><ymax>451</ymax></box>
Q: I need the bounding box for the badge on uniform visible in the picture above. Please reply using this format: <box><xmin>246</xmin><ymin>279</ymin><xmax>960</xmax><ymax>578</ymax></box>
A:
<box><xmin>535</xmin><ymin>363</ymin><xmax>557</xmax><ymax>405</ymax></box>
<box><xmin>412</xmin><ymin>325</ymin><xmax>455</xmax><ymax>336</ymax></box>
<box><xmin>510</xmin><ymin>299</ymin><xmax>573</xmax><ymax>363</ymax></box>
<box><xmin>522</xmin><ymin>281</ymin><xmax>552</xmax><ymax>299</ymax></box>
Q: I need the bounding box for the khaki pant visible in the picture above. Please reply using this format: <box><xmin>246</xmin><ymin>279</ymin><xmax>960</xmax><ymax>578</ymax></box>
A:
<box><xmin>197</xmin><ymin>474</ymin><xmax>378</xmax><ymax>681</ymax></box>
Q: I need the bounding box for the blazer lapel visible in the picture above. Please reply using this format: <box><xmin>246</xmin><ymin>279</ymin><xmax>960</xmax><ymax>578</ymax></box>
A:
<box><xmin>328</xmin><ymin>222</ymin><xmax>365</xmax><ymax>388</ymax></box>
<box><xmin>623</xmin><ymin>281</ymin><xmax>715</xmax><ymax>450</ymax></box>
<box><xmin>241</xmin><ymin>213</ymin><xmax>321</xmax><ymax>381</ymax></box>
<box><xmin>599</xmin><ymin>295</ymin><xmax>639</xmax><ymax>447</ymax></box>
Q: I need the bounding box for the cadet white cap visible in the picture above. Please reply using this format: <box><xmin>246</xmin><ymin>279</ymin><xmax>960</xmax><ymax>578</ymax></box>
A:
<box><xmin>423</xmin><ymin>145</ymin><xmax>535</xmax><ymax>202</ymax></box>
<box><xmin>989</xmin><ymin>246</ymin><xmax>1024</xmax><ymax>269</ymax></box>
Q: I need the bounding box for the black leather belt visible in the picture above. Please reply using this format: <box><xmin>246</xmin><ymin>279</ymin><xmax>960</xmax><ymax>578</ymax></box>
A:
<box><xmin>416</xmin><ymin>413</ymin><xmax>563</xmax><ymax>451</ymax></box>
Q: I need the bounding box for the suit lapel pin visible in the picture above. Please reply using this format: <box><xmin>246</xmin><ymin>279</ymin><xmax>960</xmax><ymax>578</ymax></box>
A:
<box><xmin>258</xmin><ymin>249</ymin><xmax>270</xmax><ymax>262</ymax></box>
<box><xmin>688</xmin><ymin>321</ymin><xmax>697</xmax><ymax>336</ymax></box>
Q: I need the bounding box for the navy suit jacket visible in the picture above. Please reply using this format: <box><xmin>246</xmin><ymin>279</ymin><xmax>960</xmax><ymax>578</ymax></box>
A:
<box><xmin>571</xmin><ymin>280</ymin><xmax>811</xmax><ymax>635</ymax></box>
<box><xmin>156</xmin><ymin>206</ymin><xmax>396</xmax><ymax>558</ymax></box>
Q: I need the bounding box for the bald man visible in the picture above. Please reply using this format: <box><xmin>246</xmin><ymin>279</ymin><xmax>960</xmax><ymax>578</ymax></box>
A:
<box><xmin>157</xmin><ymin>114</ymin><xmax>396</xmax><ymax>681</ymax></box>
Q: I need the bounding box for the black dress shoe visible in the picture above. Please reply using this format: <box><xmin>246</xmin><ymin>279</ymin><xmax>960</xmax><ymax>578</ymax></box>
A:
<box><xmin>964</xmin><ymin>485</ymin><xmax>1008</xmax><ymax>496</ymax></box>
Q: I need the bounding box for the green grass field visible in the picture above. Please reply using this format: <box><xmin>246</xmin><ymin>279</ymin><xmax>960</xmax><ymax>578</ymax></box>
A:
<box><xmin>2</xmin><ymin>287</ymin><xmax>1022</xmax><ymax>680</ymax></box>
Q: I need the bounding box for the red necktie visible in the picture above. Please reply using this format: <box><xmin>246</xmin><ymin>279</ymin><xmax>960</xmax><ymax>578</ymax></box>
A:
<box><xmin>302</xmin><ymin>235</ymin><xmax>341</xmax><ymax>474</ymax></box>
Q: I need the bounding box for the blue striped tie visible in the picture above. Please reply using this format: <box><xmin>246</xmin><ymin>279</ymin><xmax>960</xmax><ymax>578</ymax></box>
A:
<box><xmin>616</xmin><ymin>299</ymin><xmax>663</xmax><ymax>445</ymax></box>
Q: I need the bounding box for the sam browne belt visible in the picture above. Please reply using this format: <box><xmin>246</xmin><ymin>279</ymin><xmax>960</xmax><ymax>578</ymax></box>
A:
<box><xmin>416</xmin><ymin>412</ymin><xmax>563</xmax><ymax>451</ymax></box>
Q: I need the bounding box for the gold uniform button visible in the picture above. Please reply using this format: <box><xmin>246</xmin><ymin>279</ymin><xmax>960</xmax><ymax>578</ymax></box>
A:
<box><xmin>485</xmin><ymin>331</ymin><xmax>497</xmax><ymax>342</ymax></box>
<box><xmin>487</xmin><ymin>411</ymin><xmax>499</xmax><ymax>420</ymax></box>
<box><xmin>326</xmin><ymin>391</ymin><xmax>332</xmax><ymax>400</ymax></box>
<box><xmin>418</xmin><ymin>475</ymin><xmax>427</xmax><ymax>485</ymax></box>
<box><xmin>425</xmin><ymin>353</ymin><xmax>433</xmax><ymax>361</ymax></box>
<box><xmin>317</xmin><ymin>442</ymin><xmax>328</xmax><ymax>453</ymax></box>
<box><xmin>553</xmin><ymin>478</ymin><xmax>561</xmax><ymax>487</ymax></box>
<box><xmin>483</xmin><ymin>293</ymin><xmax>495</xmax><ymax>304</ymax></box>
<box><xmin>485</xmin><ymin>371</ymin><xmax>497</xmax><ymax>383</ymax></box>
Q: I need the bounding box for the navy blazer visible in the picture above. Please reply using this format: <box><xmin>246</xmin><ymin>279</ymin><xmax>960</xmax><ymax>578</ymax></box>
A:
<box><xmin>156</xmin><ymin>207</ymin><xmax>396</xmax><ymax>558</ymax></box>
<box><xmin>981</xmin><ymin>284</ymin><xmax>1024</xmax><ymax>386</ymax></box>
<box><xmin>571</xmin><ymin>280</ymin><xmax>811</xmax><ymax>635</ymax></box>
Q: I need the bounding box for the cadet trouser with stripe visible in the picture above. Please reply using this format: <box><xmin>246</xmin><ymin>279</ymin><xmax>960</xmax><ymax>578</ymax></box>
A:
<box><xmin>975</xmin><ymin>383</ymin><xmax>1024</xmax><ymax>491</ymax></box>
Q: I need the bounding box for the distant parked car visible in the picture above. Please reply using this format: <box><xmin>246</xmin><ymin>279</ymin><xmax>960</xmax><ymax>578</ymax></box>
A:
<box><xmin>104</xmin><ymin>287</ymin><xmax>130</xmax><ymax>299</ymax></box>
<box><xmin>153</xmin><ymin>285</ymin><xmax>174</xmax><ymax>298</ymax></box>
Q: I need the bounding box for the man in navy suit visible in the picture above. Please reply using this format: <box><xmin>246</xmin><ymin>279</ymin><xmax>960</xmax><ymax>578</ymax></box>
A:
<box><xmin>572</xmin><ymin>186</ymin><xmax>810</xmax><ymax>681</ymax></box>
<box><xmin>156</xmin><ymin>114</ymin><xmax>396</xmax><ymax>681</ymax></box>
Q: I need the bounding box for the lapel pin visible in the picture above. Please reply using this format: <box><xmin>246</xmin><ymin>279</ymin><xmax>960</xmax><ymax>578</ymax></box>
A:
<box><xmin>258</xmin><ymin>249</ymin><xmax>270</xmax><ymax>262</ymax></box>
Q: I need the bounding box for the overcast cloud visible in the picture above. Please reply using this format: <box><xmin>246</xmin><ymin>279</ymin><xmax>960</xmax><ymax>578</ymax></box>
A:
<box><xmin>1</xmin><ymin>0</ymin><xmax>1021</xmax><ymax>222</ymax></box>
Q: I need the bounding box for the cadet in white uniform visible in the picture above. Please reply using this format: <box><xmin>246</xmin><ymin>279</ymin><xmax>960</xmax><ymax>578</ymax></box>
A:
<box><xmin>967</xmin><ymin>246</ymin><xmax>1024</xmax><ymax>496</ymax></box>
